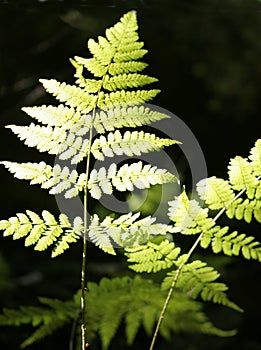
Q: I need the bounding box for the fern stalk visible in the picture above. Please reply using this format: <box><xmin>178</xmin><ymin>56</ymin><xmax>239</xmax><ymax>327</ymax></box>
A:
<box><xmin>149</xmin><ymin>186</ymin><xmax>250</xmax><ymax>350</ymax></box>
<box><xmin>80</xmin><ymin>13</ymin><xmax>139</xmax><ymax>348</ymax></box>
<box><xmin>81</xmin><ymin>126</ymin><xmax>93</xmax><ymax>350</ymax></box>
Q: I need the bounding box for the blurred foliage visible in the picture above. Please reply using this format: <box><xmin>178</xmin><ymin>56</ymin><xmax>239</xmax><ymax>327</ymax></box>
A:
<box><xmin>0</xmin><ymin>0</ymin><xmax>260</xmax><ymax>349</ymax></box>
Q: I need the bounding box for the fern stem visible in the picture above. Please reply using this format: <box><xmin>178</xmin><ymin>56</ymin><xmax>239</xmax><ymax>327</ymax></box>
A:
<box><xmin>149</xmin><ymin>186</ymin><xmax>248</xmax><ymax>350</ymax></box>
<box><xmin>81</xmin><ymin>126</ymin><xmax>93</xmax><ymax>350</ymax></box>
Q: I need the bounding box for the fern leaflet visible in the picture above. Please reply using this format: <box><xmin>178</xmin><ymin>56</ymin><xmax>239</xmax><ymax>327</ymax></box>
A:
<box><xmin>0</xmin><ymin>210</ymin><xmax>82</xmax><ymax>257</ymax></box>
<box><xmin>125</xmin><ymin>237</ymin><xmax>180</xmax><ymax>273</ymax></box>
<box><xmin>88</xmin><ymin>212</ymin><xmax>175</xmax><ymax>255</ymax></box>
<box><xmin>162</xmin><ymin>260</ymin><xmax>242</xmax><ymax>312</ymax></box>
<box><xmin>0</xmin><ymin>297</ymin><xmax>78</xmax><ymax>348</ymax></box>
<box><xmin>88</xmin><ymin>161</ymin><xmax>177</xmax><ymax>199</ymax></box>
<box><xmin>91</xmin><ymin>130</ymin><xmax>178</xmax><ymax>161</ymax></box>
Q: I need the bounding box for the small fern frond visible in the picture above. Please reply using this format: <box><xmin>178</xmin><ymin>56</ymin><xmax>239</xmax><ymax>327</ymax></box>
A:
<box><xmin>0</xmin><ymin>275</ymin><xmax>236</xmax><ymax>349</ymax></box>
<box><xmin>0</xmin><ymin>161</ymin><xmax>52</xmax><ymax>183</ymax></box>
<box><xmin>168</xmin><ymin>190</ymin><xmax>261</xmax><ymax>260</ymax></box>
<box><xmin>0</xmin><ymin>161</ymin><xmax>86</xmax><ymax>198</ymax></box>
<box><xmin>226</xmin><ymin>197</ymin><xmax>261</xmax><ymax>223</ymax></box>
<box><xmin>92</xmin><ymin>105</ymin><xmax>170</xmax><ymax>134</ymax></box>
<box><xmin>228</xmin><ymin>156</ymin><xmax>257</xmax><ymax>199</ymax></box>
<box><xmin>91</xmin><ymin>130</ymin><xmax>179</xmax><ymax>161</ymax></box>
<box><xmin>7</xmin><ymin>124</ymin><xmax>67</xmax><ymax>155</ymax></box>
<box><xmin>162</xmin><ymin>260</ymin><xmax>242</xmax><ymax>312</ymax></box>
<box><xmin>168</xmin><ymin>190</ymin><xmax>213</xmax><ymax>234</ymax></box>
<box><xmin>197</xmin><ymin>177</ymin><xmax>235</xmax><ymax>210</ymax></box>
<box><xmin>97</xmin><ymin>89</ymin><xmax>160</xmax><ymax>109</ymax></box>
<box><xmin>83</xmin><ymin>275</ymin><xmax>234</xmax><ymax>349</ymax></box>
<box><xmin>249</xmin><ymin>139</ymin><xmax>261</xmax><ymax>176</ymax></box>
<box><xmin>88</xmin><ymin>161</ymin><xmax>177</xmax><ymax>200</ymax></box>
<box><xmin>73</xmin><ymin>11</ymin><xmax>146</xmax><ymax>78</ymax></box>
<box><xmin>88</xmin><ymin>212</ymin><xmax>175</xmax><ymax>255</ymax></box>
<box><xmin>125</xmin><ymin>237</ymin><xmax>180</xmax><ymax>273</ymax></box>
<box><xmin>0</xmin><ymin>210</ymin><xmax>82</xmax><ymax>256</ymax></box>
<box><xmin>196</xmin><ymin>140</ymin><xmax>261</xmax><ymax>223</ymax></box>
<box><xmin>21</xmin><ymin>104</ymin><xmax>80</xmax><ymax>128</ymax></box>
<box><xmin>108</xmin><ymin>61</ymin><xmax>148</xmax><ymax>75</ymax></box>
<box><xmin>7</xmin><ymin>123</ymin><xmax>91</xmax><ymax>164</ymax></box>
<box><xmin>102</xmin><ymin>73</ymin><xmax>157</xmax><ymax>91</ymax></box>
<box><xmin>200</xmin><ymin>225</ymin><xmax>261</xmax><ymax>261</ymax></box>
<box><xmin>39</xmin><ymin>79</ymin><xmax>97</xmax><ymax>114</ymax></box>
<box><xmin>0</xmin><ymin>297</ymin><xmax>77</xmax><ymax>348</ymax></box>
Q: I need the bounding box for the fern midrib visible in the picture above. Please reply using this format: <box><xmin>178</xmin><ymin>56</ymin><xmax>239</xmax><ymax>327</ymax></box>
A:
<box><xmin>80</xmin><ymin>13</ymin><xmax>139</xmax><ymax>350</ymax></box>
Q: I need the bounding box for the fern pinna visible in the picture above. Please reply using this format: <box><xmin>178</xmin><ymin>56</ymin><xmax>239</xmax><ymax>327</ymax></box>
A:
<box><xmin>0</xmin><ymin>10</ymin><xmax>261</xmax><ymax>350</ymax></box>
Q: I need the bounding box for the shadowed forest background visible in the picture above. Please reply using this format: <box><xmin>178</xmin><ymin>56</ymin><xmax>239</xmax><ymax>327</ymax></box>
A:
<box><xmin>0</xmin><ymin>0</ymin><xmax>260</xmax><ymax>349</ymax></box>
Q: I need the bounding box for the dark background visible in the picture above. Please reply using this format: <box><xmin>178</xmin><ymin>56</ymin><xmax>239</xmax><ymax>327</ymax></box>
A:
<box><xmin>0</xmin><ymin>0</ymin><xmax>260</xmax><ymax>349</ymax></box>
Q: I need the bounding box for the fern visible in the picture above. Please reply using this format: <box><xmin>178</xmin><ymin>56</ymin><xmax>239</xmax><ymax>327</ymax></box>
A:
<box><xmin>83</xmin><ymin>276</ymin><xmax>235</xmax><ymax>349</ymax></box>
<box><xmin>249</xmin><ymin>139</ymin><xmax>261</xmax><ymax>176</ymax></box>
<box><xmin>125</xmin><ymin>237</ymin><xmax>180</xmax><ymax>273</ymax></box>
<box><xmin>90</xmin><ymin>105</ymin><xmax>171</xmax><ymax>134</ymax></box>
<box><xmin>0</xmin><ymin>297</ymin><xmax>78</xmax><ymax>348</ymax></box>
<box><xmin>91</xmin><ymin>130</ymin><xmax>179</xmax><ymax>161</ymax></box>
<box><xmin>88</xmin><ymin>212</ymin><xmax>175</xmax><ymax>255</ymax></box>
<box><xmin>88</xmin><ymin>162</ymin><xmax>177</xmax><ymax>200</ymax></box>
<box><xmin>196</xmin><ymin>177</ymin><xmax>235</xmax><ymax>210</ymax></box>
<box><xmin>0</xmin><ymin>276</ymin><xmax>235</xmax><ymax>349</ymax></box>
<box><xmin>168</xmin><ymin>189</ymin><xmax>261</xmax><ymax>260</ymax></box>
<box><xmin>1</xmin><ymin>10</ymin><xmax>260</xmax><ymax>350</ymax></box>
<box><xmin>0</xmin><ymin>210</ymin><xmax>82</xmax><ymax>257</ymax></box>
<box><xmin>162</xmin><ymin>260</ymin><xmax>242</xmax><ymax>312</ymax></box>
<box><xmin>197</xmin><ymin>141</ymin><xmax>261</xmax><ymax>223</ymax></box>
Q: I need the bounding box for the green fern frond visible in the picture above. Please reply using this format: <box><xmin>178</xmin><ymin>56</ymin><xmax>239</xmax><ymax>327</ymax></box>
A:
<box><xmin>103</xmin><ymin>73</ymin><xmax>157</xmax><ymax>91</ymax></box>
<box><xmin>108</xmin><ymin>61</ymin><xmax>148</xmax><ymax>75</ymax></box>
<box><xmin>196</xmin><ymin>140</ymin><xmax>261</xmax><ymax>223</ymax></box>
<box><xmin>88</xmin><ymin>212</ymin><xmax>175</xmax><ymax>255</ymax></box>
<box><xmin>73</xmin><ymin>11</ymin><xmax>145</xmax><ymax>76</ymax></box>
<box><xmin>7</xmin><ymin>123</ymin><xmax>68</xmax><ymax>155</ymax></box>
<box><xmin>0</xmin><ymin>275</ymin><xmax>236</xmax><ymax>349</ymax></box>
<box><xmin>88</xmin><ymin>161</ymin><xmax>177</xmax><ymax>199</ymax></box>
<box><xmin>39</xmin><ymin>79</ymin><xmax>97</xmax><ymax>114</ymax></box>
<box><xmin>0</xmin><ymin>161</ymin><xmax>52</xmax><ymax>183</ymax></box>
<box><xmin>226</xmin><ymin>197</ymin><xmax>261</xmax><ymax>223</ymax></box>
<box><xmin>228</xmin><ymin>156</ymin><xmax>257</xmax><ymax>199</ymax></box>
<box><xmin>162</xmin><ymin>260</ymin><xmax>242</xmax><ymax>312</ymax></box>
<box><xmin>91</xmin><ymin>130</ymin><xmax>179</xmax><ymax>161</ymax></box>
<box><xmin>168</xmin><ymin>190</ymin><xmax>213</xmax><ymax>234</ymax></box>
<box><xmin>7</xmin><ymin>123</ymin><xmax>91</xmax><ymax>164</ymax></box>
<box><xmin>97</xmin><ymin>89</ymin><xmax>160</xmax><ymax>109</ymax></box>
<box><xmin>197</xmin><ymin>177</ymin><xmax>235</xmax><ymax>210</ymax></box>
<box><xmin>83</xmin><ymin>275</ymin><xmax>235</xmax><ymax>349</ymax></box>
<box><xmin>0</xmin><ymin>161</ymin><xmax>86</xmax><ymax>198</ymax></box>
<box><xmin>167</xmin><ymin>189</ymin><xmax>261</xmax><ymax>260</ymax></box>
<box><xmin>92</xmin><ymin>105</ymin><xmax>170</xmax><ymax>134</ymax></box>
<box><xmin>1</xmin><ymin>160</ymin><xmax>176</xmax><ymax>200</ymax></box>
<box><xmin>0</xmin><ymin>297</ymin><xmax>77</xmax><ymax>348</ymax></box>
<box><xmin>201</xmin><ymin>225</ymin><xmax>261</xmax><ymax>261</ymax></box>
<box><xmin>21</xmin><ymin>104</ymin><xmax>81</xmax><ymax>128</ymax></box>
<box><xmin>0</xmin><ymin>210</ymin><xmax>82</xmax><ymax>256</ymax></box>
<box><xmin>125</xmin><ymin>237</ymin><xmax>180</xmax><ymax>272</ymax></box>
<box><xmin>249</xmin><ymin>139</ymin><xmax>261</xmax><ymax>176</ymax></box>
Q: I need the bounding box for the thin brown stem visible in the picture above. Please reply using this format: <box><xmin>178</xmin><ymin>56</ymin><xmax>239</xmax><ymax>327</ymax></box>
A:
<box><xmin>80</xmin><ymin>127</ymin><xmax>93</xmax><ymax>350</ymax></box>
